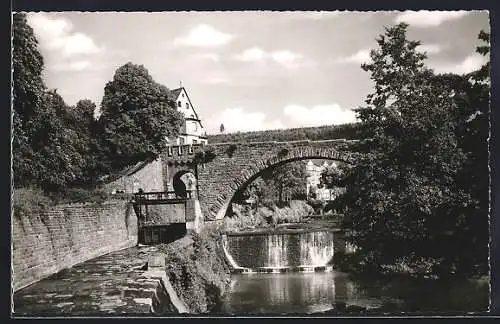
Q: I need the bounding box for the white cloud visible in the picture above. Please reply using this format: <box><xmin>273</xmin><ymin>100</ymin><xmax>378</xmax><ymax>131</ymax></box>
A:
<box><xmin>234</xmin><ymin>47</ymin><xmax>267</xmax><ymax>62</ymax></box>
<box><xmin>201</xmin><ymin>76</ymin><xmax>229</xmax><ymax>84</ymax></box>
<box><xmin>431</xmin><ymin>53</ymin><xmax>488</xmax><ymax>75</ymax></box>
<box><xmin>190</xmin><ymin>53</ymin><xmax>220</xmax><ymax>62</ymax></box>
<box><xmin>173</xmin><ymin>24</ymin><xmax>233</xmax><ymax>47</ymax></box>
<box><xmin>52</xmin><ymin>60</ymin><xmax>91</xmax><ymax>72</ymax></box>
<box><xmin>336</xmin><ymin>49</ymin><xmax>371</xmax><ymax>64</ymax></box>
<box><xmin>304</xmin><ymin>11</ymin><xmax>341</xmax><ymax>20</ymax></box>
<box><xmin>271</xmin><ymin>50</ymin><xmax>302</xmax><ymax>67</ymax></box>
<box><xmin>395</xmin><ymin>10</ymin><xmax>468</xmax><ymax>28</ymax></box>
<box><xmin>28</xmin><ymin>13</ymin><xmax>103</xmax><ymax>57</ymax></box>
<box><xmin>285</xmin><ymin>11</ymin><xmax>341</xmax><ymax>20</ymax></box>
<box><xmin>283</xmin><ymin>104</ymin><xmax>357</xmax><ymax>127</ymax></box>
<box><xmin>208</xmin><ymin>107</ymin><xmax>284</xmax><ymax>133</ymax></box>
<box><xmin>234</xmin><ymin>48</ymin><xmax>304</xmax><ymax>68</ymax></box>
<box><xmin>417</xmin><ymin>43</ymin><xmax>445</xmax><ymax>54</ymax></box>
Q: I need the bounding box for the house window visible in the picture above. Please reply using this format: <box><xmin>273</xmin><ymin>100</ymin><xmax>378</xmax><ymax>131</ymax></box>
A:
<box><xmin>186</xmin><ymin>103</ymin><xmax>190</xmax><ymax>109</ymax></box>
<box><xmin>179</xmin><ymin>137</ymin><xmax>185</xmax><ymax>145</ymax></box>
<box><xmin>177</xmin><ymin>101</ymin><xmax>181</xmax><ymax>107</ymax></box>
<box><xmin>193</xmin><ymin>139</ymin><xmax>197</xmax><ymax>144</ymax></box>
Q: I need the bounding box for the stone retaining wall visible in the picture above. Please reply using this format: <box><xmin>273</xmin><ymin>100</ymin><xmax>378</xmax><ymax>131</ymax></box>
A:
<box><xmin>12</xmin><ymin>200</ymin><xmax>138</xmax><ymax>291</ymax></box>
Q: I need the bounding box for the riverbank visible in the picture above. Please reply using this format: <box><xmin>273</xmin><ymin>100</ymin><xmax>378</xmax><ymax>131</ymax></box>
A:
<box><xmin>225</xmin><ymin>220</ymin><xmax>342</xmax><ymax>236</ymax></box>
<box><xmin>157</xmin><ymin>229</ymin><xmax>231</xmax><ymax>314</ymax></box>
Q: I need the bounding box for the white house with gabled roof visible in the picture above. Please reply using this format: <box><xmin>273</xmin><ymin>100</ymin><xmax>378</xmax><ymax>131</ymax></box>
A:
<box><xmin>167</xmin><ymin>87</ymin><xmax>208</xmax><ymax>145</ymax></box>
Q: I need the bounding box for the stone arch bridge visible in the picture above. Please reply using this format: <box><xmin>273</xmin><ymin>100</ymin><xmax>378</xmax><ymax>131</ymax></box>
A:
<box><xmin>160</xmin><ymin>139</ymin><xmax>362</xmax><ymax>221</ymax></box>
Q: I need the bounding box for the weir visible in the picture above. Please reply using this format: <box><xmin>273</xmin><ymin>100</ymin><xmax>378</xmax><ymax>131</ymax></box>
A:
<box><xmin>223</xmin><ymin>230</ymin><xmax>342</xmax><ymax>273</ymax></box>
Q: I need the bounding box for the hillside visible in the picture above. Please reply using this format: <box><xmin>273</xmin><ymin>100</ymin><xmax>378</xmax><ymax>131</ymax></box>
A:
<box><xmin>207</xmin><ymin>123</ymin><xmax>363</xmax><ymax>143</ymax></box>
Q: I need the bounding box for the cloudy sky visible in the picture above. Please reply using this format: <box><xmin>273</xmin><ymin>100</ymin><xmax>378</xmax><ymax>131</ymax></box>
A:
<box><xmin>26</xmin><ymin>11</ymin><xmax>489</xmax><ymax>134</ymax></box>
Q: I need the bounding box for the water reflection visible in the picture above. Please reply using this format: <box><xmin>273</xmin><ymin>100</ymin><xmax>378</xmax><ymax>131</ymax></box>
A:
<box><xmin>222</xmin><ymin>271</ymin><xmax>489</xmax><ymax>315</ymax></box>
<box><xmin>225</xmin><ymin>272</ymin><xmax>345</xmax><ymax>314</ymax></box>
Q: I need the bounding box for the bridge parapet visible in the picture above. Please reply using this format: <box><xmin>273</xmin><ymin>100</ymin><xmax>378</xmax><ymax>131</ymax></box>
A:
<box><xmin>165</xmin><ymin>144</ymin><xmax>205</xmax><ymax>159</ymax></box>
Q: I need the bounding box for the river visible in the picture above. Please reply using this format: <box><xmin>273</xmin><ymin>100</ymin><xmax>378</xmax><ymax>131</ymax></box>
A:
<box><xmin>219</xmin><ymin>229</ymin><xmax>489</xmax><ymax>315</ymax></box>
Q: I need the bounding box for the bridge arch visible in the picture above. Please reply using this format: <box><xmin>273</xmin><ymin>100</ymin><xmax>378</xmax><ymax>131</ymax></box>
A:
<box><xmin>199</xmin><ymin>145</ymin><xmax>359</xmax><ymax>220</ymax></box>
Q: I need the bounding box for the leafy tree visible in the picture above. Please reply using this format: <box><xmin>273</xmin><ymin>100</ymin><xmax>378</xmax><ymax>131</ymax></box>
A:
<box><xmin>12</xmin><ymin>13</ymin><xmax>91</xmax><ymax>191</ymax></box>
<box><xmin>97</xmin><ymin>62</ymin><xmax>184</xmax><ymax>173</ymax></box>
<box><xmin>265</xmin><ymin>161</ymin><xmax>307</xmax><ymax>202</ymax></box>
<box><xmin>436</xmin><ymin>30</ymin><xmax>490</xmax><ymax>275</ymax></box>
<box><xmin>320</xmin><ymin>163</ymin><xmax>349</xmax><ymax>189</ymax></box>
<box><xmin>344</xmin><ymin>23</ymin><xmax>480</xmax><ymax>275</ymax></box>
<box><xmin>238</xmin><ymin>161</ymin><xmax>307</xmax><ymax>206</ymax></box>
<box><xmin>66</xmin><ymin>99</ymin><xmax>102</xmax><ymax>185</ymax></box>
<box><xmin>220</xmin><ymin>123</ymin><xmax>225</xmax><ymax>133</ymax></box>
<box><xmin>12</xmin><ymin>12</ymin><xmax>46</xmax><ymax>187</ymax></box>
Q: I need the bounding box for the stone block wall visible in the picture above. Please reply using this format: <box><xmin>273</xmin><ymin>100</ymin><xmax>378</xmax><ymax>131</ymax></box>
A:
<box><xmin>142</xmin><ymin>203</ymin><xmax>186</xmax><ymax>225</ymax></box>
<box><xmin>103</xmin><ymin>158</ymin><xmax>165</xmax><ymax>194</ymax></box>
<box><xmin>196</xmin><ymin>140</ymin><xmax>359</xmax><ymax>220</ymax></box>
<box><xmin>12</xmin><ymin>200</ymin><xmax>138</xmax><ymax>291</ymax></box>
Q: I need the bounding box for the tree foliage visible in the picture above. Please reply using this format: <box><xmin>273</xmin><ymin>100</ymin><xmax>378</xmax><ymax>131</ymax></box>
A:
<box><xmin>208</xmin><ymin>122</ymin><xmax>362</xmax><ymax>143</ymax></box>
<box><xmin>237</xmin><ymin>161</ymin><xmax>308</xmax><ymax>206</ymax></box>
<box><xmin>342</xmin><ymin>23</ymin><xmax>489</xmax><ymax>276</ymax></box>
<box><xmin>97</xmin><ymin>62</ymin><xmax>184</xmax><ymax>172</ymax></box>
<box><xmin>12</xmin><ymin>12</ymin><xmax>46</xmax><ymax>187</ymax></box>
<box><xmin>13</xmin><ymin>16</ymin><xmax>185</xmax><ymax>192</ymax></box>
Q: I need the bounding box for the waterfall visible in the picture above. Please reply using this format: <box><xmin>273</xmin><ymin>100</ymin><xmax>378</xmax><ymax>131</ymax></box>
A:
<box><xmin>299</xmin><ymin>231</ymin><xmax>335</xmax><ymax>267</ymax></box>
<box><xmin>265</xmin><ymin>234</ymin><xmax>288</xmax><ymax>269</ymax></box>
<box><xmin>226</xmin><ymin>230</ymin><xmax>338</xmax><ymax>272</ymax></box>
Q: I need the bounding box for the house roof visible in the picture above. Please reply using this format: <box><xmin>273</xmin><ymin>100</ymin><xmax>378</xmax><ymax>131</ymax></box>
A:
<box><xmin>98</xmin><ymin>156</ymin><xmax>155</xmax><ymax>186</ymax></box>
<box><xmin>170</xmin><ymin>87</ymin><xmax>204</xmax><ymax>128</ymax></box>
<box><xmin>169</xmin><ymin>88</ymin><xmax>183</xmax><ymax>101</ymax></box>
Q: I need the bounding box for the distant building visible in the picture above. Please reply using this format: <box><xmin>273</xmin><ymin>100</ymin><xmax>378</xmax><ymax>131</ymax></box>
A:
<box><xmin>167</xmin><ymin>87</ymin><xmax>208</xmax><ymax>145</ymax></box>
<box><xmin>305</xmin><ymin>160</ymin><xmax>339</xmax><ymax>201</ymax></box>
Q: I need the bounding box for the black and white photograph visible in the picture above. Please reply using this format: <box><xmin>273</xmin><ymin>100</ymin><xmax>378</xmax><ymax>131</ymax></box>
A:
<box><xmin>11</xmin><ymin>9</ymin><xmax>492</xmax><ymax>316</ymax></box>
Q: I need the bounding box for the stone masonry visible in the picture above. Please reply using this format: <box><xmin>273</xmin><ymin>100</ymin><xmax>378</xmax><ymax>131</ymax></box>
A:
<box><xmin>99</xmin><ymin>139</ymin><xmax>360</xmax><ymax>224</ymax></box>
<box><xmin>161</xmin><ymin>140</ymin><xmax>360</xmax><ymax>220</ymax></box>
<box><xmin>12</xmin><ymin>200</ymin><xmax>138</xmax><ymax>291</ymax></box>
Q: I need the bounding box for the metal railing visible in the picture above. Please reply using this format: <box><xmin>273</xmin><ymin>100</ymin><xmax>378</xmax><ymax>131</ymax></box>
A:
<box><xmin>134</xmin><ymin>190</ymin><xmax>193</xmax><ymax>202</ymax></box>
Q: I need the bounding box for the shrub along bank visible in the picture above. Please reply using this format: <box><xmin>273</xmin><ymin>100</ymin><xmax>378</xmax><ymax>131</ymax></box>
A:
<box><xmin>158</xmin><ymin>229</ymin><xmax>231</xmax><ymax>314</ymax></box>
<box><xmin>224</xmin><ymin>200</ymin><xmax>314</xmax><ymax>232</ymax></box>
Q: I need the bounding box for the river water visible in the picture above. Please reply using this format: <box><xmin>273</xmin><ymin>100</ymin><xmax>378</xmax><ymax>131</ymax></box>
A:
<box><xmin>220</xmin><ymin>229</ymin><xmax>489</xmax><ymax>315</ymax></box>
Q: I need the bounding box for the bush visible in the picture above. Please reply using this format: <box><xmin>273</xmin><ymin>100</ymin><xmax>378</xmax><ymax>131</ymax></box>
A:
<box><xmin>47</xmin><ymin>187</ymin><xmax>111</xmax><ymax>204</ymax></box>
<box><xmin>224</xmin><ymin>201</ymin><xmax>314</xmax><ymax>232</ymax></box>
<box><xmin>160</xmin><ymin>230</ymin><xmax>231</xmax><ymax>314</ymax></box>
<box><xmin>12</xmin><ymin>186</ymin><xmax>126</xmax><ymax>221</ymax></box>
<box><xmin>12</xmin><ymin>187</ymin><xmax>53</xmax><ymax>219</ymax></box>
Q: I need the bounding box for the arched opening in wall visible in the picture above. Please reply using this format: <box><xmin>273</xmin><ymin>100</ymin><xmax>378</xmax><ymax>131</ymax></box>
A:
<box><xmin>220</xmin><ymin>156</ymin><xmax>352</xmax><ymax>231</ymax></box>
<box><xmin>172</xmin><ymin>170</ymin><xmax>197</xmax><ymax>198</ymax></box>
